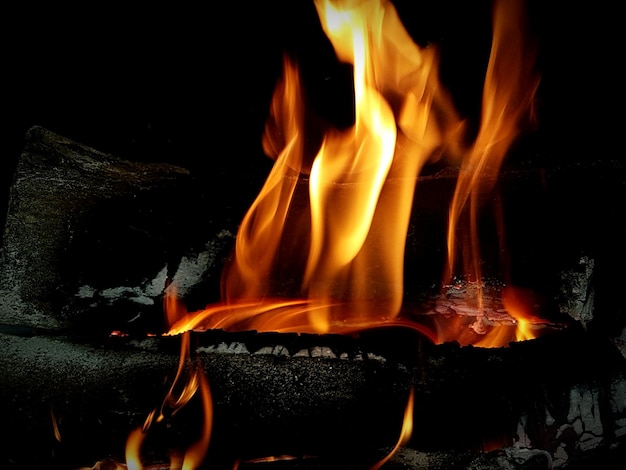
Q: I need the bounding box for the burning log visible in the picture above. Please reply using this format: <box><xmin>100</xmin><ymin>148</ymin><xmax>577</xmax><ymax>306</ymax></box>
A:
<box><xmin>1</xmin><ymin>128</ymin><xmax>625</xmax><ymax>468</ymax></box>
<box><xmin>2</xmin><ymin>126</ymin><xmax>622</xmax><ymax>340</ymax></box>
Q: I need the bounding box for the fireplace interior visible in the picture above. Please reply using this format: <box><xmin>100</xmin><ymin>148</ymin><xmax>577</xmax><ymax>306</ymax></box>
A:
<box><xmin>1</xmin><ymin>1</ymin><xmax>625</xmax><ymax>469</ymax></box>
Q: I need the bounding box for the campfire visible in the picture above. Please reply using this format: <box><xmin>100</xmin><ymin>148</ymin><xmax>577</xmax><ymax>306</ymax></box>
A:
<box><xmin>1</xmin><ymin>0</ymin><xmax>625</xmax><ymax>469</ymax></box>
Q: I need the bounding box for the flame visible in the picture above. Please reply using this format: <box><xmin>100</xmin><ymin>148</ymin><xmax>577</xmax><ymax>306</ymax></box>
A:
<box><xmin>178</xmin><ymin>369</ymin><xmax>213</xmax><ymax>470</ymax></box>
<box><xmin>502</xmin><ymin>285</ymin><xmax>550</xmax><ymax>342</ymax></box>
<box><xmin>233</xmin><ymin>454</ymin><xmax>315</xmax><ymax>469</ymax></box>
<box><xmin>444</xmin><ymin>0</ymin><xmax>540</xmax><ymax>297</ymax></box>
<box><xmin>51</xmin><ymin>407</ymin><xmax>62</xmax><ymax>442</ymax></box>
<box><xmin>370</xmin><ymin>387</ymin><xmax>414</xmax><ymax>469</ymax></box>
<box><xmin>125</xmin><ymin>426</ymin><xmax>146</xmax><ymax>470</ymax></box>
<box><xmin>109</xmin><ymin>327</ymin><xmax>213</xmax><ymax>469</ymax></box>
<box><xmin>154</xmin><ymin>330</ymin><xmax>213</xmax><ymax>470</ymax></box>
<box><xmin>167</xmin><ymin>0</ymin><xmax>544</xmax><ymax>347</ymax></box>
<box><xmin>173</xmin><ymin>0</ymin><xmax>473</xmax><ymax>336</ymax></box>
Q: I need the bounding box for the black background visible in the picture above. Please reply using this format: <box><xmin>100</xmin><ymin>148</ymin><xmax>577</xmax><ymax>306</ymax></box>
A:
<box><xmin>1</xmin><ymin>0</ymin><xmax>622</xmax><ymax>227</ymax></box>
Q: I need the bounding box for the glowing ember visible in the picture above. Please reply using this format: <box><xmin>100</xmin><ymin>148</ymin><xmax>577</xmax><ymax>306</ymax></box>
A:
<box><xmin>166</xmin><ymin>0</ymin><xmax>544</xmax><ymax>348</ymax></box>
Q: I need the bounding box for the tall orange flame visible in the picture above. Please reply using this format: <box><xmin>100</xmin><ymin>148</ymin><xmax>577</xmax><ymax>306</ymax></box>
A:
<box><xmin>176</xmin><ymin>0</ymin><xmax>464</xmax><ymax>335</ymax></box>
<box><xmin>168</xmin><ymin>0</ymin><xmax>543</xmax><ymax>347</ymax></box>
<box><xmin>445</xmin><ymin>0</ymin><xmax>540</xmax><ymax>283</ymax></box>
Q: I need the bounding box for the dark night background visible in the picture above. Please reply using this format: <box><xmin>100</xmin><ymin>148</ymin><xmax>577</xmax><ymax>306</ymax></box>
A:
<box><xmin>1</xmin><ymin>0</ymin><xmax>623</xmax><ymax>257</ymax></box>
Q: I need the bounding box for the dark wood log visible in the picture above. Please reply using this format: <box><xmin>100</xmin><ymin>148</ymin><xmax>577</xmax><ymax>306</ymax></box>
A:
<box><xmin>0</xmin><ymin>126</ymin><xmax>250</xmax><ymax>335</ymax></box>
<box><xmin>0</xmin><ymin>324</ymin><xmax>625</xmax><ymax>469</ymax></box>
<box><xmin>0</xmin><ymin>328</ymin><xmax>412</xmax><ymax>469</ymax></box>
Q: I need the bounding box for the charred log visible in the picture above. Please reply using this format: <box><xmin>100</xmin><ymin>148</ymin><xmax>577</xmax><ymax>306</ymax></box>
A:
<box><xmin>0</xmin><ymin>325</ymin><xmax>625</xmax><ymax>469</ymax></box>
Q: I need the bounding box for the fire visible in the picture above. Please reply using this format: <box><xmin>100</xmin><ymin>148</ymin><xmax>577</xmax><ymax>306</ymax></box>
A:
<box><xmin>443</xmin><ymin>0</ymin><xmax>540</xmax><ymax>336</ymax></box>
<box><xmin>167</xmin><ymin>0</ymin><xmax>544</xmax><ymax>348</ymax></box>
<box><xmin>213</xmin><ymin>0</ymin><xmax>462</xmax><ymax>334</ymax></box>
<box><xmin>371</xmin><ymin>387</ymin><xmax>414</xmax><ymax>470</ymax></box>
<box><xmin>77</xmin><ymin>1</ymin><xmax>548</xmax><ymax>467</ymax></box>
<box><xmin>104</xmin><ymin>329</ymin><xmax>213</xmax><ymax>470</ymax></box>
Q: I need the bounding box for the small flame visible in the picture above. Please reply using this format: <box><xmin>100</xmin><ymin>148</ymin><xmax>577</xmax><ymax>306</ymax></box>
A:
<box><xmin>107</xmin><ymin>322</ymin><xmax>213</xmax><ymax>468</ymax></box>
<box><xmin>51</xmin><ymin>407</ymin><xmax>62</xmax><ymax>443</ymax></box>
<box><xmin>179</xmin><ymin>369</ymin><xmax>213</xmax><ymax>470</ymax></box>
<box><xmin>125</xmin><ymin>426</ymin><xmax>146</xmax><ymax>470</ymax></box>
<box><xmin>502</xmin><ymin>285</ymin><xmax>549</xmax><ymax>342</ymax></box>
<box><xmin>370</xmin><ymin>387</ymin><xmax>414</xmax><ymax>469</ymax></box>
<box><xmin>233</xmin><ymin>454</ymin><xmax>313</xmax><ymax>468</ymax></box>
